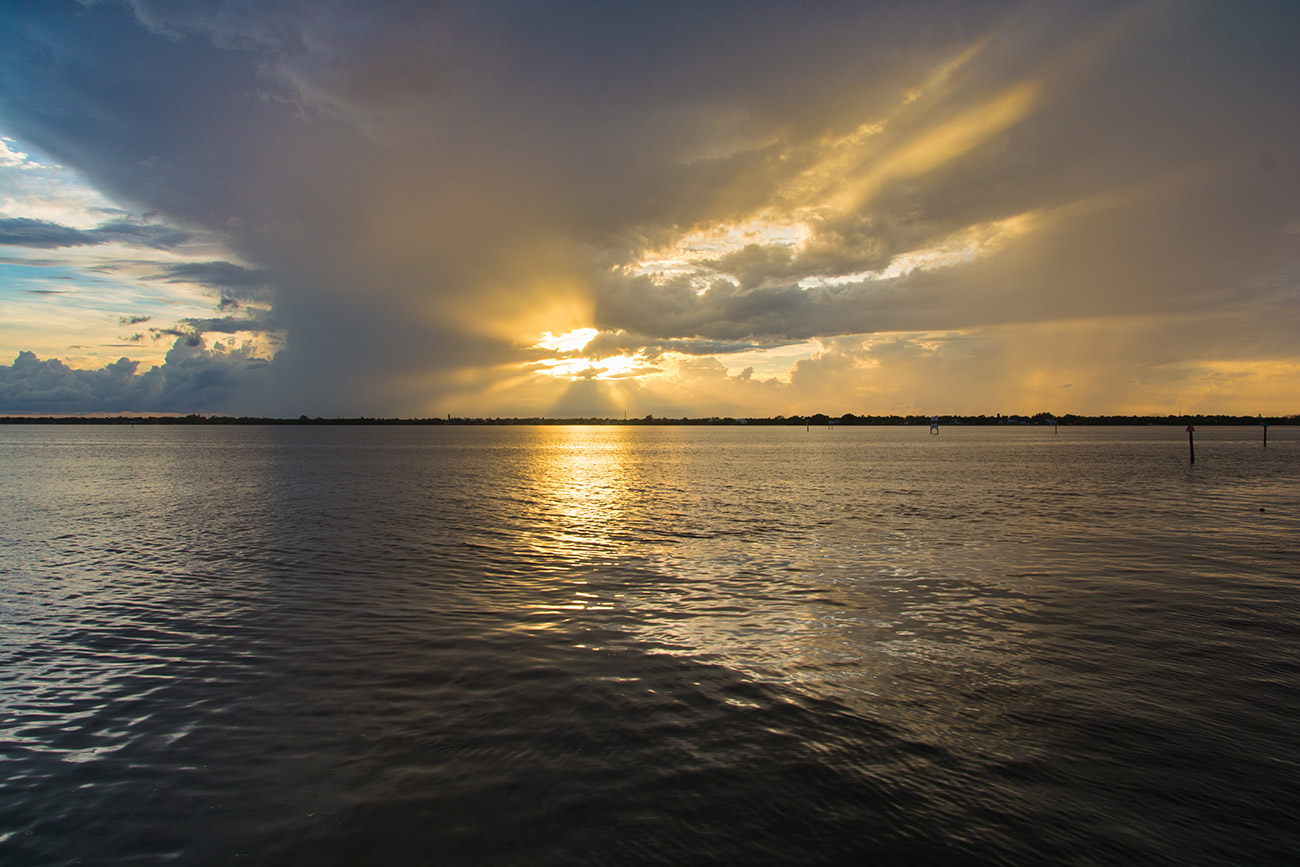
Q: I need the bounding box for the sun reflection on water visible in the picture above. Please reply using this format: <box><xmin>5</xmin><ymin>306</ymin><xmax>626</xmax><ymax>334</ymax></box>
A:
<box><xmin>504</xmin><ymin>426</ymin><xmax>646</xmax><ymax>625</ymax></box>
<box><xmin>497</xmin><ymin>427</ymin><xmax>896</xmax><ymax>697</ymax></box>
<box><xmin>517</xmin><ymin>426</ymin><xmax>640</xmax><ymax>554</ymax></box>
<box><xmin>491</xmin><ymin>426</ymin><xmax>1051</xmax><ymax>720</ymax></box>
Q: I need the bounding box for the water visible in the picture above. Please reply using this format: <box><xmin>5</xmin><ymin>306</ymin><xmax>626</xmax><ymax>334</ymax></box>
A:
<box><xmin>2</xmin><ymin>424</ymin><xmax>1298</xmax><ymax>865</ymax></box>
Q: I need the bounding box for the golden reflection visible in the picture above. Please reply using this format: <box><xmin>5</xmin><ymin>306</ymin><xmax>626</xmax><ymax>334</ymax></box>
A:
<box><xmin>498</xmin><ymin>426</ymin><xmax>1047</xmax><ymax>734</ymax></box>
<box><xmin>524</xmin><ymin>427</ymin><xmax>636</xmax><ymax>550</ymax></box>
<box><xmin>513</xmin><ymin>425</ymin><xmax>641</xmax><ymax>620</ymax></box>
<box><xmin>501</xmin><ymin>428</ymin><xmax>855</xmax><ymax>692</ymax></box>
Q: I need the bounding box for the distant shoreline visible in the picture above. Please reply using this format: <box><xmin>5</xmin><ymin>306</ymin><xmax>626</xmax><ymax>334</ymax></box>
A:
<box><xmin>0</xmin><ymin>413</ymin><xmax>1292</xmax><ymax>426</ymax></box>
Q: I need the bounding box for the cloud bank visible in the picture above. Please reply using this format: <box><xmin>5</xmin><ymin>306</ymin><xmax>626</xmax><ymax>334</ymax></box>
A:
<box><xmin>0</xmin><ymin>341</ymin><xmax>270</xmax><ymax>414</ymax></box>
<box><xmin>1</xmin><ymin>0</ymin><xmax>1298</xmax><ymax>415</ymax></box>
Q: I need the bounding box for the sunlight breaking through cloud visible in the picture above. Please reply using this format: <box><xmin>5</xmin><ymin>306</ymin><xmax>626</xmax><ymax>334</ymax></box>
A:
<box><xmin>536</xmin><ymin>327</ymin><xmax>599</xmax><ymax>353</ymax></box>
<box><xmin>1</xmin><ymin>2</ymin><xmax>1298</xmax><ymax>416</ymax></box>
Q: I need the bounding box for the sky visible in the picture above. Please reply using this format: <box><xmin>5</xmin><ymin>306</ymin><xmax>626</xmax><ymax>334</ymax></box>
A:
<box><xmin>1</xmin><ymin>0</ymin><xmax>1298</xmax><ymax>418</ymax></box>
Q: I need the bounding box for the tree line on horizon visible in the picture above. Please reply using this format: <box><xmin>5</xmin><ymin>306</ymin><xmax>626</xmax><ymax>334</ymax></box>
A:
<box><xmin>0</xmin><ymin>412</ymin><xmax>1292</xmax><ymax>426</ymax></box>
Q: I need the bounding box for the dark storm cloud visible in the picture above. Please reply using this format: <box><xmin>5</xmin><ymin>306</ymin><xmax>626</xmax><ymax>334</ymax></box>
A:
<box><xmin>3</xmin><ymin>0</ymin><xmax>990</xmax><ymax>410</ymax></box>
<box><xmin>2</xmin><ymin>0</ymin><xmax>1299</xmax><ymax>413</ymax></box>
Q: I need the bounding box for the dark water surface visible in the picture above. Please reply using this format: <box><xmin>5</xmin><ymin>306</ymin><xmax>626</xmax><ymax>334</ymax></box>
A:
<box><xmin>3</xmin><ymin>425</ymin><xmax>1298</xmax><ymax>865</ymax></box>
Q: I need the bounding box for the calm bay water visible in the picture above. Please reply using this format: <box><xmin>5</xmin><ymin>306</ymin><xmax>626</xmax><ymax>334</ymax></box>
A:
<box><xmin>2</xmin><ymin>424</ymin><xmax>1298</xmax><ymax>865</ymax></box>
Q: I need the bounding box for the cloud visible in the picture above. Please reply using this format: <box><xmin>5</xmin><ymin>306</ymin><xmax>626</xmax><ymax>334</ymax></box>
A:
<box><xmin>179</xmin><ymin>308</ymin><xmax>280</xmax><ymax>336</ymax></box>
<box><xmin>569</xmin><ymin>330</ymin><xmax>788</xmax><ymax>363</ymax></box>
<box><xmin>155</xmin><ymin>261</ymin><xmax>273</xmax><ymax>303</ymax></box>
<box><xmin>0</xmin><ymin>339</ymin><xmax>271</xmax><ymax>414</ymax></box>
<box><xmin>0</xmin><ymin>217</ymin><xmax>91</xmax><ymax>248</ymax></box>
<box><xmin>2</xmin><ymin>1</ymin><xmax>1299</xmax><ymax>415</ymax></box>
<box><xmin>0</xmin><ymin>216</ymin><xmax>191</xmax><ymax>249</ymax></box>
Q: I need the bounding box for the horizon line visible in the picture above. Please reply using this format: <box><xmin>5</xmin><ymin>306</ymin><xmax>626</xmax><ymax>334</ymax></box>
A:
<box><xmin>0</xmin><ymin>412</ymin><xmax>1293</xmax><ymax>426</ymax></box>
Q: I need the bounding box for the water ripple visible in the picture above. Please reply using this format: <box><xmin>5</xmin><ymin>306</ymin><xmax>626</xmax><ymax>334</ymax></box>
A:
<box><xmin>2</xmin><ymin>425</ymin><xmax>1298</xmax><ymax>865</ymax></box>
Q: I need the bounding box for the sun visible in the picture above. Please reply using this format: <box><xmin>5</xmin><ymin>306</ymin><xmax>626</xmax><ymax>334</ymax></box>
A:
<box><xmin>536</xmin><ymin>328</ymin><xmax>599</xmax><ymax>353</ymax></box>
<box><xmin>529</xmin><ymin>328</ymin><xmax>653</xmax><ymax>381</ymax></box>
